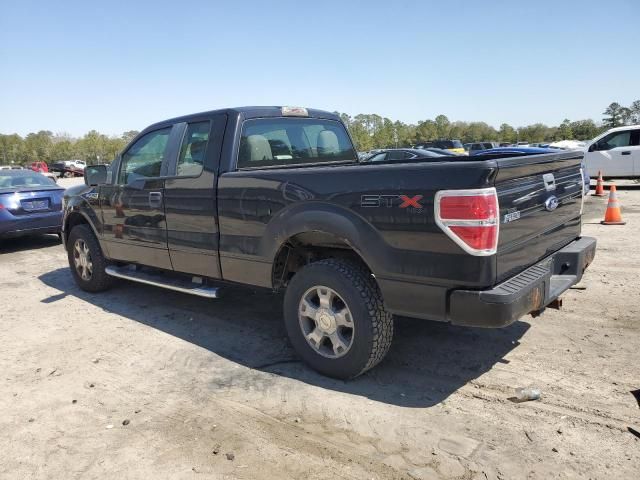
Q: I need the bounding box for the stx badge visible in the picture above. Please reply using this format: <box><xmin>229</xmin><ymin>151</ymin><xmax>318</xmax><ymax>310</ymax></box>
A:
<box><xmin>361</xmin><ymin>194</ymin><xmax>424</xmax><ymax>209</ymax></box>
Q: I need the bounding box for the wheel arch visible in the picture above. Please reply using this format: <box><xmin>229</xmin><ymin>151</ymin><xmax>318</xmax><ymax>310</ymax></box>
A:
<box><xmin>262</xmin><ymin>203</ymin><xmax>387</xmax><ymax>290</ymax></box>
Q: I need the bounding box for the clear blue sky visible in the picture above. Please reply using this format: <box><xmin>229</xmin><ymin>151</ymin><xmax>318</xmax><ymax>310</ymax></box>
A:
<box><xmin>1</xmin><ymin>0</ymin><xmax>638</xmax><ymax>137</ymax></box>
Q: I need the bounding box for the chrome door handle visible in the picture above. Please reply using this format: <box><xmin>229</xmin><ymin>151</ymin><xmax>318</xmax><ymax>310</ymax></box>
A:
<box><xmin>148</xmin><ymin>191</ymin><xmax>162</xmax><ymax>207</ymax></box>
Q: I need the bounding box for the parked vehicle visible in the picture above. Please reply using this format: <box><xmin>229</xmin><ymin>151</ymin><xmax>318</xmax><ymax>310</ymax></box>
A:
<box><xmin>363</xmin><ymin>148</ymin><xmax>449</xmax><ymax>162</ymax></box>
<box><xmin>415</xmin><ymin>139</ymin><xmax>466</xmax><ymax>155</ymax></box>
<box><xmin>0</xmin><ymin>165</ymin><xmax>25</xmax><ymax>170</ymax></box>
<box><xmin>584</xmin><ymin>126</ymin><xmax>640</xmax><ymax>178</ymax></box>
<box><xmin>62</xmin><ymin>106</ymin><xmax>596</xmax><ymax>379</ymax></box>
<box><xmin>50</xmin><ymin>159</ymin><xmax>86</xmax><ymax>177</ymax></box>
<box><xmin>420</xmin><ymin>147</ymin><xmax>461</xmax><ymax>156</ymax></box>
<box><xmin>30</xmin><ymin>161</ymin><xmax>49</xmax><ymax>173</ymax></box>
<box><xmin>468</xmin><ymin>142</ymin><xmax>499</xmax><ymax>156</ymax></box>
<box><xmin>0</xmin><ymin>170</ymin><xmax>64</xmax><ymax>239</ymax></box>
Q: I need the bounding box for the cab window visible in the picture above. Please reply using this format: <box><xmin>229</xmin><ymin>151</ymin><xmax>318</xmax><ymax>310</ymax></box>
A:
<box><xmin>177</xmin><ymin>121</ymin><xmax>210</xmax><ymax>177</ymax></box>
<box><xmin>118</xmin><ymin>128</ymin><xmax>171</xmax><ymax>184</ymax></box>
<box><xmin>596</xmin><ymin>130</ymin><xmax>637</xmax><ymax>150</ymax></box>
<box><xmin>237</xmin><ymin>118</ymin><xmax>356</xmax><ymax>168</ymax></box>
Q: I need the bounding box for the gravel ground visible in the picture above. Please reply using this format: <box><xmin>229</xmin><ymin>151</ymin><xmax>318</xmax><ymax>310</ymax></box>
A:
<box><xmin>0</xmin><ymin>182</ymin><xmax>639</xmax><ymax>479</ymax></box>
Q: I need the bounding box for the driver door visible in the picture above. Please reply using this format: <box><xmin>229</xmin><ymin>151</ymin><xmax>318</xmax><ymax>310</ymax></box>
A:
<box><xmin>100</xmin><ymin>126</ymin><xmax>178</xmax><ymax>269</ymax></box>
<box><xmin>587</xmin><ymin>130</ymin><xmax>636</xmax><ymax>177</ymax></box>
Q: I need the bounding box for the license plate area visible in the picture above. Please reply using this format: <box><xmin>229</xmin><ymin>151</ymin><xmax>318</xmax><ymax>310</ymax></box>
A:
<box><xmin>21</xmin><ymin>199</ymin><xmax>50</xmax><ymax>211</ymax></box>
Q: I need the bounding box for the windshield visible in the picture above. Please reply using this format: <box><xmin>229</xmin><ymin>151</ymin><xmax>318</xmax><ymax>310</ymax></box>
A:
<box><xmin>437</xmin><ymin>140</ymin><xmax>463</xmax><ymax>149</ymax></box>
<box><xmin>0</xmin><ymin>172</ymin><xmax>56</xmax><ymax>189</ymax></box>
<box><xmin>238</xmin><ymin>118</ymin><xmax>356</xmax><ymax>168</ymax></box>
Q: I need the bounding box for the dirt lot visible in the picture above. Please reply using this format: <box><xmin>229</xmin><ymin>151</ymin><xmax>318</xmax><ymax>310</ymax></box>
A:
<box><xmin>1</xmin><ymin>181</ymin><xmax>639</xmax><ymax>480</ymax></box>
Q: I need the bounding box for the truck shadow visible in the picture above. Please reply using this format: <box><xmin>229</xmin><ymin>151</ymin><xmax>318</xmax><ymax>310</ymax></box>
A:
<box><xmin>39</xmin><ymin>268</ymin><xmax>529</xmax><ymax>408</ymax></box>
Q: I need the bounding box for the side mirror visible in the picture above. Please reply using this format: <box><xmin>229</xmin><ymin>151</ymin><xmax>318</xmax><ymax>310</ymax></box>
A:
<box><xmin>84</xmin><ymin>165</ymin><xmax>108</xmax><ymax>186</ymax></box>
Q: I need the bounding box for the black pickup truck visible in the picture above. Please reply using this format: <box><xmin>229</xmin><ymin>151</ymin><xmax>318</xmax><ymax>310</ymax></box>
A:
<box><xmin>62</xmin><ymin>106</ymin><xmax>596</xmax><ymax>379</ymax></box>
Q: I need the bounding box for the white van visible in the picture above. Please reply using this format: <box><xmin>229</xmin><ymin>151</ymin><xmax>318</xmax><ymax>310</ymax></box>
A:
<box><xmin>584</xmin><ymin>126</ymin><xmax>640</xmax><ymax>178</ymax></box>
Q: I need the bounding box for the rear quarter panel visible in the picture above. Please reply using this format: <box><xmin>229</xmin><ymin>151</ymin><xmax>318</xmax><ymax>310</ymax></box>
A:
<box><xmin>217</xmin><ymin>160</ymin><xmax>500</xmax><ymax>291</ymax></box>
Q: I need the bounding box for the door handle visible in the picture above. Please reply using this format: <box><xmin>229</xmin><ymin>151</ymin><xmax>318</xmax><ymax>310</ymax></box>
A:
<box><xmin>621</xmin><ymin>151</ymin><xmax>631</xmax><ymax>155</ymax></box>
<box><xmin>148</xmin><ymin>191</ymin><xmax>162</xmax><ymax>207</ymax></box>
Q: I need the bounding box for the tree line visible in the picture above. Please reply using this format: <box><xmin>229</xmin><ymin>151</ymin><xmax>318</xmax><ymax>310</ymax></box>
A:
<box><xmin>1</xmin><ymin>100</ymin><xmax>638</xmax><ymax>165</ymax></box>
<box><xmin>0</xmin><ymin>129</ymin><xmax>139</xmax><ymax>167</ymax></box>
<box><xmin>337</xmin><ymin>100</ymin><xmax>639</xmax><ymax>151</ymax></box>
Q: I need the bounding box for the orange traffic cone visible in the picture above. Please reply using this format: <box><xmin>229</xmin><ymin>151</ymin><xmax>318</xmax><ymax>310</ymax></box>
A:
<box><xmin>594</xmin><ymin>171</ymin><xmax>605</xmax><ymax>196</ymax></box>
<box><xmin>601</xmin><ymin>184</ymin><xmax>626</xmax><ymax>225</ymax></box>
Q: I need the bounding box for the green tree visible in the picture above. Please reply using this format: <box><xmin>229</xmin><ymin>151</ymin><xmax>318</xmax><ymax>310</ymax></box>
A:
<box><xmin>0</xmin><ymin>134</ymin><xmax>24</xmax><ymax>164</ymax></box>
<box><xmin>602</xmin><ymin>102</ymin><xmax>624</xmax><ymax>128</ymax></box>
<box><xmin>555</xmin><ymin>119</ymin><xmax>574</xmax><ymax>140</ymax></box>
<box><xmin>619</xmin><ymin>107</ymin><xmax>632</xmax><ymax>125</ymax></box>
<box><xmin>499</xmin><ymin>123</ymin><xmax>517</xmax><ymax>143</ymax></box>
<box><xmin>23</xmin><ymin>130</ymin><xmax>53</xmax><ymax>162</ymax></box>
<box><xmin>630</xmin><ymin>100</ymin><xmax>640</xmax><ymax>124</ymax></box>
<box><xmin>414</xmin><ymin>119</ymin><xmax>437</xmax><ymax>144</ymax></box>
<box><xmin>121</xmin><ymin>130</ymin><xmax>139</xmax><ymax>143</ymax></box>
<box><xmin>434</xmin><ymin>115</ymin><xmax>450</xmax><ymax>138</ymax></box>
<box><xmin>569</xmin><ymin>119</ymin><xmax>599</xmax><ymax>140</ymax></box>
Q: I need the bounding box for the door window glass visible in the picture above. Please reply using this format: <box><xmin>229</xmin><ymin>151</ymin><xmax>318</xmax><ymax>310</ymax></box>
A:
<box><xmin>598</xmin><ymin>131</ymin><xmax>631</xmax><ymax>150</ymax></box>
<box><xmin>367</xmin><ymin>153</ymin><xmax>387</xmax><ymax>162</ymax></box>
<box><xmin>386</xmin><ymin>150</ymin><xmax>405</xmax><ymax>161</ymax></box>
<box><xmin>177</xmin><ymin>122</ymin><xmax>210</xmax><ymax>176</ymax></box>
<box><xmin>119</xmin><ymin>128</ymin><xmax>171</xmax><ymax>184</ymax></box>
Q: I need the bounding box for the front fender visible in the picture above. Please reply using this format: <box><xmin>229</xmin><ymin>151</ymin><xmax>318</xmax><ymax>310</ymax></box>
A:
<box><xmin>62</xmin><ymin>187</ymin><xmax>103</xmax><ymax>248</ymax></box>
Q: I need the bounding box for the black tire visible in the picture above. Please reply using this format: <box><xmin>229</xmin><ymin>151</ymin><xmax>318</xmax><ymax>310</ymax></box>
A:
<box><xmin>67</xmin><ymin>224</ymin><xmax>115</xmax><ymax>292</ymax></box>
<box><xmin>283</xmin><ymin>259</ymin><xmax>393</xmax><ymax>379</ymax></box>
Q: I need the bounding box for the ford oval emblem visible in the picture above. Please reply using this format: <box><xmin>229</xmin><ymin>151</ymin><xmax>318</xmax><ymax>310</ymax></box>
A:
<box><xmin>545</xmin><ymin>195</ymin><xmax>559</xmax><ymax>211</ymax></box>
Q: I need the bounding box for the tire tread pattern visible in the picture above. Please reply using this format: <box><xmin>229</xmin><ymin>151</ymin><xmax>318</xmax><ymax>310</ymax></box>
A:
<box><xmin>310</xmin><ymin>258</ymin><xmax>393</xmax><ymax>377</ymax></box>
<box><xmin>67</xmin><ymin>224</ymin><xmax>115</xmax><ymax>292</ymax></box>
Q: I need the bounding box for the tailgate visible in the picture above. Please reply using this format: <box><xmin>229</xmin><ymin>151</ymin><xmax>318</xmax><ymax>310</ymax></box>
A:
<box><xmin>495</xmin><ymin>151</ymin><xmax>584</xmax><ymax>282</ymax></box>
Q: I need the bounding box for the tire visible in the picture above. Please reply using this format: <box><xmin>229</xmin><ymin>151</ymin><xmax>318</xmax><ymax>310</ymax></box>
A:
<box><xmin>67</xmin><ymin>224</ymin><xmax>115</xmax><ymax>292</ymax></box>
<box><xmin>283</xmin><ymin>259</ymin><xmax>393</xmax><ymax>379</ymax></box>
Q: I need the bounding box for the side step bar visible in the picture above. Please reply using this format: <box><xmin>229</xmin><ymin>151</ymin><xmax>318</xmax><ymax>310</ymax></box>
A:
<box><xmin>105</xmin><ymin>265</ymin><xmax>219</xmax><ymax>298</ymax></box>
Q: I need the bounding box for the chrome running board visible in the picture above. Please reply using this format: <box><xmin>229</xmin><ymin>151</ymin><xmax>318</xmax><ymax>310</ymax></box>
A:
<box><xmin>105</xmin><ymin>265</ymin><xmax>219</xmax><ymax>298</ymax></box>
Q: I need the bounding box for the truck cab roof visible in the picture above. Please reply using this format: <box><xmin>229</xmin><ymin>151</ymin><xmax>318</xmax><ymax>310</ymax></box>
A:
<box><xmin>146</xmin><ymin>106</ymin><xmax>340</xmax><ymax>132</ymax></box>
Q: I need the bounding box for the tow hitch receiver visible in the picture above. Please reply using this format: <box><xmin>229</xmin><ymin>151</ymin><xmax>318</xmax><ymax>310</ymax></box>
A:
<box><xmin>531</xmin><ymin>298</ymin><xmax>563</xmax><ymax>318</ymax></box>
<box><xmin>548</xmin><ymin>298</ymin><xmax>563</xmax><ymax>310</ymax></box>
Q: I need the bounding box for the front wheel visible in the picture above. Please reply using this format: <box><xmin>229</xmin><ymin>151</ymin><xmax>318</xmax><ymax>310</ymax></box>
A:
<box><xmin>67</xmin><ymin>224</ymin><xmax>115</xmax><ymax>292</ymax></box>
<box><xmin>283</xmin><ymin>259</ymin><xmax>393</xmax><ymax>379</ymax></box>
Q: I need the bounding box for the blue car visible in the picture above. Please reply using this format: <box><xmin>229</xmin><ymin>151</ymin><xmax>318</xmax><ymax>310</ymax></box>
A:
<box><xmin>0</xmin><ymin>170</ymin><xmax>65</xmax><ymax>239</ymax></box>
<box><xmin>471</xmin><ymin>147</ymin><xmax>590</xmax><ymax>195</ymax></box>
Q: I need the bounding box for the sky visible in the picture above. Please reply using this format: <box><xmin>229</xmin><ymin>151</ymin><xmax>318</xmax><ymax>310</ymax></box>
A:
<box><xmin>1</xmin><ymin>0</ymin><xmax>639</xmax><ymax>137</ymax></box>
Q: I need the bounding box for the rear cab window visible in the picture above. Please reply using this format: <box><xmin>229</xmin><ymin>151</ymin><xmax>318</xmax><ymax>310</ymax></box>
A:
<box><xmin>237</xmin><ymin>118</ymin><xmax>356</xmax><ymax>169</ymax></box>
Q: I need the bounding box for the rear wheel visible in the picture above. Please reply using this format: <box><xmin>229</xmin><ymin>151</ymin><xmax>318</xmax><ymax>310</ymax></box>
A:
<box><xmin>284</xmin><ymin>259</ymin><xmax>393</xmax><ymax>379</ymax></box>
<box><xmin>67</xmin><ymin>224</ymin><xmax>114</xmax><ymax>292</ymax></box>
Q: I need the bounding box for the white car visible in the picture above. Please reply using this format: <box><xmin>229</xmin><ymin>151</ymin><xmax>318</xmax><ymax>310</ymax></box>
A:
<box><xmin>65</xmin><ymin>160</ymin><xmax>86</xmax><ymax>170</ymax></box>
<box><xmin>584</xmin><ymin>126</ymin><xmax>640</xmax><ymax>178</ymax></box>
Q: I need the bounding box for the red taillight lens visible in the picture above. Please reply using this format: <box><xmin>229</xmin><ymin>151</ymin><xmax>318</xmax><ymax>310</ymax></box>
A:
<box><xmin>435</xmin><ymin>188</ymin><xmax>499</xmax><ymax>256</ymax></box>
<box><xmin>439</xmin><ymin>194</ymin><xmax>498</xmax><ymax>220</ymax></box>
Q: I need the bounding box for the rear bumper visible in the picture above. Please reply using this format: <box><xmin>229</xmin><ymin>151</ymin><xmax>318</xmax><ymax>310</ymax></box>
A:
<box><xmin>0</xmin><ymin>211</ymin><xmax>63</xmax><ymax>238</ymax></box>
<box><xmin>448</xmin><ymin>236</ymin><xmax>596</xmax><ymax>328</ymax></box>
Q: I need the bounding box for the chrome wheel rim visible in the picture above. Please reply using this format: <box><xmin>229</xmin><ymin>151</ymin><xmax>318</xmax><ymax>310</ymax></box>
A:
<box><xmin>298</xmin><ymin>286</ymin><xmax>354</xmax><ymax>359</ymax></box>
<box><xmin>73</xmin><ymin>239</ymin><xmax>93</xmax><ymax>281</ymax></box>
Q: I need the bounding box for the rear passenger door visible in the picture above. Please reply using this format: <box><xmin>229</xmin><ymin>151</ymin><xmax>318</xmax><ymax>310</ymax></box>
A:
<box><xmin>163</xmin><ymin>115</ymin><xmax>226</xmax><ymax>278</ymax></box>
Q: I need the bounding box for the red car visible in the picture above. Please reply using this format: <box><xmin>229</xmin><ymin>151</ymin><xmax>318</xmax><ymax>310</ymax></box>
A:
<box><xmin>30</xmin><ymin>161</ymin><xmax>49</xmax><ymax>173</ymax></box>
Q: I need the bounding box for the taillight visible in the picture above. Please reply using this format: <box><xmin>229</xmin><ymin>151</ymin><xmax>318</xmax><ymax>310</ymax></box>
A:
<box><xmin>435</xmin><ymin>187</ymin><xmax>499</xmax><ymax>256</ymax></box>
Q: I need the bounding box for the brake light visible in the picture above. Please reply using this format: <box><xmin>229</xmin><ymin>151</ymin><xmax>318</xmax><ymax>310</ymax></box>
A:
<box><xmin>435</xmin><ymin>187</ymin><xmax>499</xmax><ymax>256</ymax></box>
